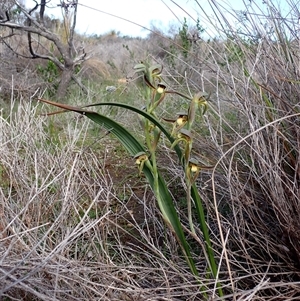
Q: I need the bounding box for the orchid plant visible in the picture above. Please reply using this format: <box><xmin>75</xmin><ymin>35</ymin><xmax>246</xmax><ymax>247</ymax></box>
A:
<box><xmin>39</xmin><ymin>62</ymin><xmax>223</xmax><ymax>298</ymax></box>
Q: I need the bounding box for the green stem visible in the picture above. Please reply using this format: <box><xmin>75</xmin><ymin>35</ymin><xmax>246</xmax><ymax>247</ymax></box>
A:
<box><xmin>185</xmin><ymin>139</ymin><xmax>194</xmax><ymax>233</ymax></box>
<box><xmin>186</xmin><ymin>175</ymin><xmax>195</xmax><ymax>234</ymax></box>
<box><xmin>144</xmin><ymin>82</ymin><xmax>161</xmax><ymax>220</ymax></box>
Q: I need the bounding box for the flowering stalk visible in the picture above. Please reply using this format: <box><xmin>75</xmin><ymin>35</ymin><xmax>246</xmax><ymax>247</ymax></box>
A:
<box><xmin>40</xmin><ymin>62</ymin><xmax>223</xmax><ymax>297</ymax></box>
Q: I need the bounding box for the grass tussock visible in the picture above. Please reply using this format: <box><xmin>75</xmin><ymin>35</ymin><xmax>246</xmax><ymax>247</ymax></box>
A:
<box><xmin>184</xmin><ymin>0</ymin><xmax>300</xmax><ymax>299</ymax></box>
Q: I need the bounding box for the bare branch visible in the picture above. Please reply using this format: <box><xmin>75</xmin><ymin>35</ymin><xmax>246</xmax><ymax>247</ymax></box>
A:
<box><xmin>26</xmin><ymin>2</ymin><xmax>39</xmax><ymax>58</ymax></box>
<box><xmin>0</xmin><ymin>10</ymin><xmax>10</xmax><ymax>23</ymax></box>
<box><xmin>0</xmin><ymin>0</ymin><xmax>88</xmax><ymax>98</ymax></box>
<box><xmin>0</xmin><ymin>20</ymin><xmax>71</xmax><ymax>64</ymax></box>
<box><xmin>40</xmin><ymin>0</ymin><xmax>46</xmax><ymax>22</ymax></box>
<box><xmin>68</xmin><ymin>0</ymin><xmax>78</xmax><ymax>56</ymax></box>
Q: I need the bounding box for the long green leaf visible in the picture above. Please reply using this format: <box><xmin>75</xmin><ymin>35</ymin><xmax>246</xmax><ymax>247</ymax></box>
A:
<box><xmin>71</xmin><ymin>100</ymin><xmax>219</xmax><ymax>282</ymax></box>
<box><xmin>82</xmin><ymin>102</ymin><xmax>219</xmax><ymax>280</ymax></box>
<box><xmin>83</xmin><ymin>101</ymin><xmax>183</xmax><ymax>159</ymax></box>
<box><xmin>192</xmin><ymin>183</ymin><xmax>223</xmax><ymax>296</ymax></box>
<box><xmin>39</xmin><ymin>98</ymin><xmax>198</xmax><ymax>275</ymax></box>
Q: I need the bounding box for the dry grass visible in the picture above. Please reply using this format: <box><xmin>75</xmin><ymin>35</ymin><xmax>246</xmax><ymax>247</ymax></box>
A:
<box><xmin>174</xmin><ymin>0</ymin><xmax>300</xmax><ymax>299</ymax></box>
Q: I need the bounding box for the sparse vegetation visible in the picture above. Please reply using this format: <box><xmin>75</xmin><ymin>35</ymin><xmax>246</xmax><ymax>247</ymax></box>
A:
<box><xmin>1</xmin><ymin>1</ymin><xmax>300</xmax><ymax>300</ymax></box>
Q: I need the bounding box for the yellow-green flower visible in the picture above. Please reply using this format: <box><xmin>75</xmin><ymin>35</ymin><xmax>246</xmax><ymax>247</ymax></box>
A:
<box><xmin>156</xmin><ymin>84</ymin><xmax>166</xmax><ymax>94</ymax></box>
<box><xmin>187</xmin><ymin>158</ymin><xmax>201</xmax><ymax>182</ymax></box>
<box><xmin>189</xmin><ymin>157</ymin><xmax>201</xmax><ymax>171</ymax></box>
<box><xmin>177</xmin><ymin>128</ymin><xmax>192</xmax><ymax>141</ymax></box>
<box><xmin>134</xmin><ymin>152</ymin><xmax>148</xmax><ymax>165</ymax></box>
<box><xmin>134</xmin><ymin>152</ymin><xmax>149</xmax><ymax>176</ymax></box>
<box><xmin>176</xmin><ymin>112</ymin><xmax>188</xmax><ymax>126</ymax></box>
<box><xmin>171</xmin><ymin>129</ymin><xmax>192</xmax><ymax>149</ymax></box>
